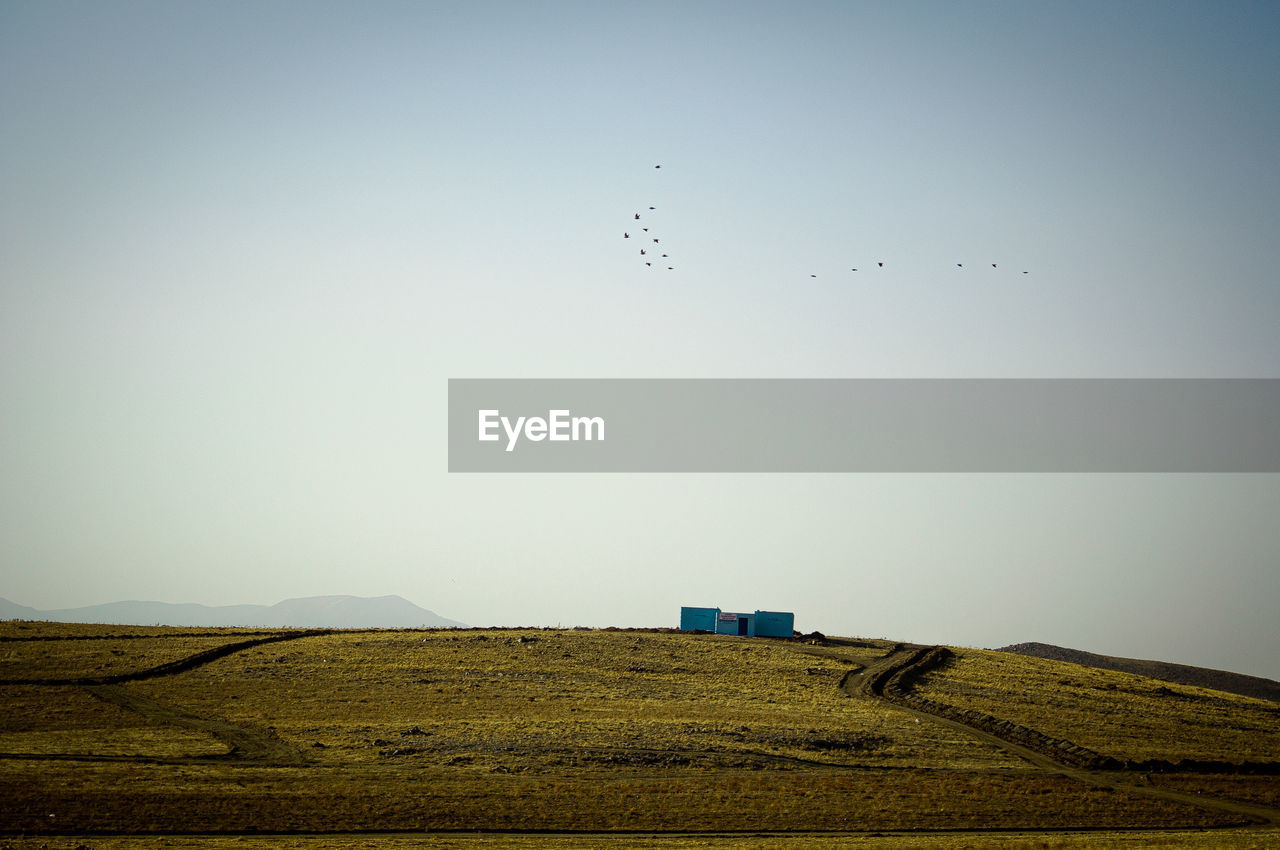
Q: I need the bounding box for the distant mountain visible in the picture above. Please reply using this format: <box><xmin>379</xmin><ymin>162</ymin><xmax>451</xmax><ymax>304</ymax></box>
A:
<box><xmin>997</xmin><ymin>642</ymin><xmax>1280</xmax><ymax>704</ymax></box>
<box><xmin>0</xmin><ymin>595</ymin><xmax>467</xmax><ymax>630</ymax></box>
<box><xmin>0</xmin><ymin>598</ymin><xmax>42</xmax><ymax>621</ymax></box>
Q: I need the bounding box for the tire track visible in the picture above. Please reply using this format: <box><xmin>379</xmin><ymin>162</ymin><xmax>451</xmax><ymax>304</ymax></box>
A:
<box><xmin>3</xmin><ymin>629</ymin><xmax>334</xmax><ymax>686</ymax></box>
<box><xmin>846</xmin><ymin>644</ymin><xmax>1280</xmax><ymax>829</ymax></box>
<box><xmin>3</xmin><ymin>629</ymin><xmax>332</xmax><ymax>765</ymax></box>
<box><xmin>83</xmin><ymin>683</ymin><xmax>307</xmax><ymax>765</ymax></box>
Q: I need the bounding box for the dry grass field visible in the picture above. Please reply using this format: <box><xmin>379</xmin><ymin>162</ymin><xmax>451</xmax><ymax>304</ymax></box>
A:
<box><xmin>910</xmin><ymin>648</ymin><xmax>1280</xmax><ymax>765</ymax></box>
<box><xmin>1</xmin><ymin>622</ymin><xmax>1277</xmax><ymax>847</ymax></box>
<box><xmin>2</xmin><ymin>831</ymin><xmax>1280</xmax><ymax>850</ymax></box>
<box><xmin>0</xmin><ymin>625</ymin><xmax>277</xmax><ymax>682</ymax></box>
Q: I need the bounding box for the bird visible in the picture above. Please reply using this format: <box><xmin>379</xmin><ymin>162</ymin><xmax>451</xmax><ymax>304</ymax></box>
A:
<box><xmin>642</xmin><ymin>228</ymin><xmax>648</xmax><ymax>232</ymax></box>
<box><xmin>661</xmin><ymin>253</ymin><xmax>668</xmax><ymax>258</ymax></box>
<box><xmin>640</xmin><ymin>249</ymin><xmax>646</xmax><ymax>255</ymax></box>
<box><xmin>667</xmin><ymin>266</ymin><xmax>673</xmax><ymax>270</ymax></box>
<box><xmin>634</xmin><ymin>213</ymin><xmax>640</xmax><ymax>220</ymax></box>
<box><xmin>878</xmin><ymin>262</ymin><xmax>884</xmax><ymax>267</ymax></box>
<box><xmin>991</xmin><ymin>263</ymin><xmax>997</xmax><ymax>268</ymax></box>
<box><xmin>649</xmin><ymin>206</ymin><xmax>655</xmax><ymax>210</ymax></box>
<box><xmin>655</xmin><ymin>164</ymin><xmax>661</xmax><ymax>169</ymax></box>
<box><xmin>653</xmin><ymin>238</ymin><xmax>659</xmax><ymax>243</ymax></box>
<box><xmin>851</xmin><ymin>268</ymin><xmax>858</xmax><ymax>272</ymax></box>
<box><xmin>624</xmin><ymin>232</ymin><xmax>629</xmax><ymax>238</ymax></box>
<box><xmin>957</xmin><ymin>263</ymin><xmax>963</xmax><ymax>268</ymax></box>
<box><xmin>645</xmin><ymin>262</ymin><xmax>652</xmax><ymax>267</ymax></box>
<box><xmin>811</xmin><ymin>274</ymin><xmax>817</xmax><ymax>278</ymax></box>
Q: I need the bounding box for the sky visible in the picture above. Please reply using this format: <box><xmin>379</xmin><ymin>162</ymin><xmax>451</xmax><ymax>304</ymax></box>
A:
<box><xmin>2</xmin><ymin>1</ymin><xmax>1279</xmax><ymax>679</ymax></box>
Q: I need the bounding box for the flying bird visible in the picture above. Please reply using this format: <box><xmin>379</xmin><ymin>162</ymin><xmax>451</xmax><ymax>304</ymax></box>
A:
<box><xmin>851</xmin><ymin>268</ymin><xmax>858</xmax><ymax>272</ymax></box>
<box><xmin>957</xmin><ymin>263</ymin><xmax>964</xmax><ymax>268</ymax></box>
<box><xmin>640</xmin><ymin>249</ymin><xmax>646</xmax><ymax>255</ymax></box>
<box><xmin>655</xmin><ymin>165</ymin><xmax>661</xmax><ymax>169</ymax></box>
<box><xmin>878</xmin><ymin>262</ymin><xmax>884</xmax><ymax>268</ymax></box>
<box><xmin>649</xmin><ymin>206</ymin><xmax>655</xmax><ymax>210</ymax></box>
<box><xmin>653</xmin><ymin>238</ymin><xmax>659</xmax><ymax>243</ymax></box>
<box><xmin>624</xmin><ymin>232</ymin><xmax>629</xmax><ymax>238</ymax></box>
<box><xmin>992</xmin><ymin>263</ymin><xmax>997</xmax><ymax>268</ymax></box>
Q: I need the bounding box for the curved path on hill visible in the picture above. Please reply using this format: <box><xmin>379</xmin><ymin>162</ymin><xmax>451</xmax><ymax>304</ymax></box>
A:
<box><xmin>3</xmin><ymin>629</ymin><xmax>332</xmax><ymax>766</ymax></box>
<box><xmin>85</xmin><ymin>682</ymin><xmax>308</xmax><ymax>765</ymax></box>
<box><xmin>4</xmin><ymin>630</ymin><xmax>1278</xmax><ymax>841</ymax></box>
<box><xmin>3</xmin><ymin>629</ymin><xmax>334</xmax><ymax>686</ymax></box>
<box><xmin>846</xmin><ymin>644</ymin><xmax>1280</xmax><ymax>830</ymax></box>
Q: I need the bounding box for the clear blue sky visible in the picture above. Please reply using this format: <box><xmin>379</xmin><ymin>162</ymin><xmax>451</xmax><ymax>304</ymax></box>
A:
<box><xmin>3</xmin><ymin>1</ymin><xmax>1279</xmax><ymax>678</ymax></box>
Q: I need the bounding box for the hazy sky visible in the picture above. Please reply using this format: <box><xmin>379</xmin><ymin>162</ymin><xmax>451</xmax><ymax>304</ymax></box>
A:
<box><xmin>3</xmin><ymin>2</ymin><xmax>1279</xmax><ymax>678</ymax></box>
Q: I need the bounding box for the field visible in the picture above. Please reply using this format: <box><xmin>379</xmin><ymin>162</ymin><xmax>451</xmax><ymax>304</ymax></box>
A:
<box><xmin>1</xmin><ymin>622</ymin><xmax>1277</xmax><ymax>847</ymax></box>
<box><xmin>910</xmin><ymin>648</ymin><xmax>1280</xmax><ymax>765</ymax></box>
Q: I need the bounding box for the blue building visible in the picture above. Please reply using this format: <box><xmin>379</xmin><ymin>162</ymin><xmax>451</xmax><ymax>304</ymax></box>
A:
<box><xmin>679</xmin><ymin>606</ymin><xmax>794</xmax><ymax>638</ymax></box>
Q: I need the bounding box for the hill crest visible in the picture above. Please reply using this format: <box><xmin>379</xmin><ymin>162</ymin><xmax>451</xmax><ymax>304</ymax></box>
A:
<box><xmin>996</xmin><ymin>641</ymin><xmax>1280</xmax><ymax>703</ymax></box>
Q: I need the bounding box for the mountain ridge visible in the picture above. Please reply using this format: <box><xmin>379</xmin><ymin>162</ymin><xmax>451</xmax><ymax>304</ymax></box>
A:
<box><xmin>0</xmin><ymin>594</ymin><xmax>467</xmax><ymax>629</ymax></box>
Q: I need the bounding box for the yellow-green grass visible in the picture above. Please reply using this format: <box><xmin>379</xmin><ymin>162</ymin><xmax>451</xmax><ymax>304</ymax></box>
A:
<box><xmin>0</xmin><ymin>759</ymin><xmax>1236</xmax><ymax>833</ymax></box>
<box><xmin>0</xmin><ymin>684</ymin><xmax>227</xmax><ymax>759</ymax></box>
<box><xmin>125</xmin><ymin>630</ymin><xmax>1018</xmax><ymax>772</ymax></box>
<box><xmin>1151</xmin><ymin>775</ymin><xmax>1280</xmax><ymax>811</ymax></box>
<box><xmin>0</xmin><ymin>626</ymin><xmax>1272</xmax><ymax>836</ymax></box>
<box><xmin>0</xmin><ymin>624</ymin><xmax>282</xmax><ymax>681</ymax></box>
<box><xmin>911</xmin><ymin>648</ymin><xmax>1280</xmax><ymax>764</ymax></box>
<box><xmin>0</xmin><ymin>831</ymin><xmax>1276</xmax><ymax>850</ymax></box>
<box><xmin>0</xmin><ymin>833</ymin><xmax>1276</xmax><ymax>850</ymax></box>
<box><xmin>0</xmin><ymin>622</ymin><xmax>254</xmax><ymax>639</ymax></box>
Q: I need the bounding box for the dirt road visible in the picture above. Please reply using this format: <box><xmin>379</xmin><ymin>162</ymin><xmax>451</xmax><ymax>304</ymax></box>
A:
<box><xmin>84</xmin><ymin>682</ymin><xmax>307</xmax><ymax>765</ymax></box>
<box><xmin>846</xmin><ymin>643</ymin><xmax>1280</xmax><ymax>830</ymax></box>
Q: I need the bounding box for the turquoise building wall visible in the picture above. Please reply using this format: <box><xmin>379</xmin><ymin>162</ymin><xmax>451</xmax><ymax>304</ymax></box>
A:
<box><xmin>679</xmin><ymin>606</ymin><xmax>793</xmax><ymax>638</ymax></box>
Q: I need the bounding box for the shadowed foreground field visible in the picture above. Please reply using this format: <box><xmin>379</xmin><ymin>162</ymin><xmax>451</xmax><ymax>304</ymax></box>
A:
<box><xmin>0</xmin><ymin>622</ymin><xmax>1276</xmax><ymax>847</ymax></box>
<box><xmin>1</xmin><ymin>831</ymin><xmax>1279</xmax><ymax>850</ymax></box>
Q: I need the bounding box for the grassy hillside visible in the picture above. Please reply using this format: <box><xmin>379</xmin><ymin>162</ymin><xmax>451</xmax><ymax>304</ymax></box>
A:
<box><xmin>997</xmin><ymin>641</ymin><xmax>1280</xmax><ymax>703</ymax></box>
<box><xmin>912</xmin><ymin>648</ymin><xmax>1280</xmax><ymax>764</ymax></box>
<box><xmin>1</xmin><ymin>622</ymin><xmax>1277</xmax><ymax>845</ymax></box>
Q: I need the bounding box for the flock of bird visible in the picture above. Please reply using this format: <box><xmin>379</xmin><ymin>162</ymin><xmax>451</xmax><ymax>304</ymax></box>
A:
<box><xmin>623</xmin><ymin>164</ymin><xmax>674</xmax><ymax>271</ymax></box>
<box><xmin>625</xmin><ymin>164</ymin><xmax>1031</xmax><ymax>278</ymax></box>
<box><xmin>809</xmin><ymin>263</ymin><xmax>1030</xmax><ymax>277</ymax></box>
